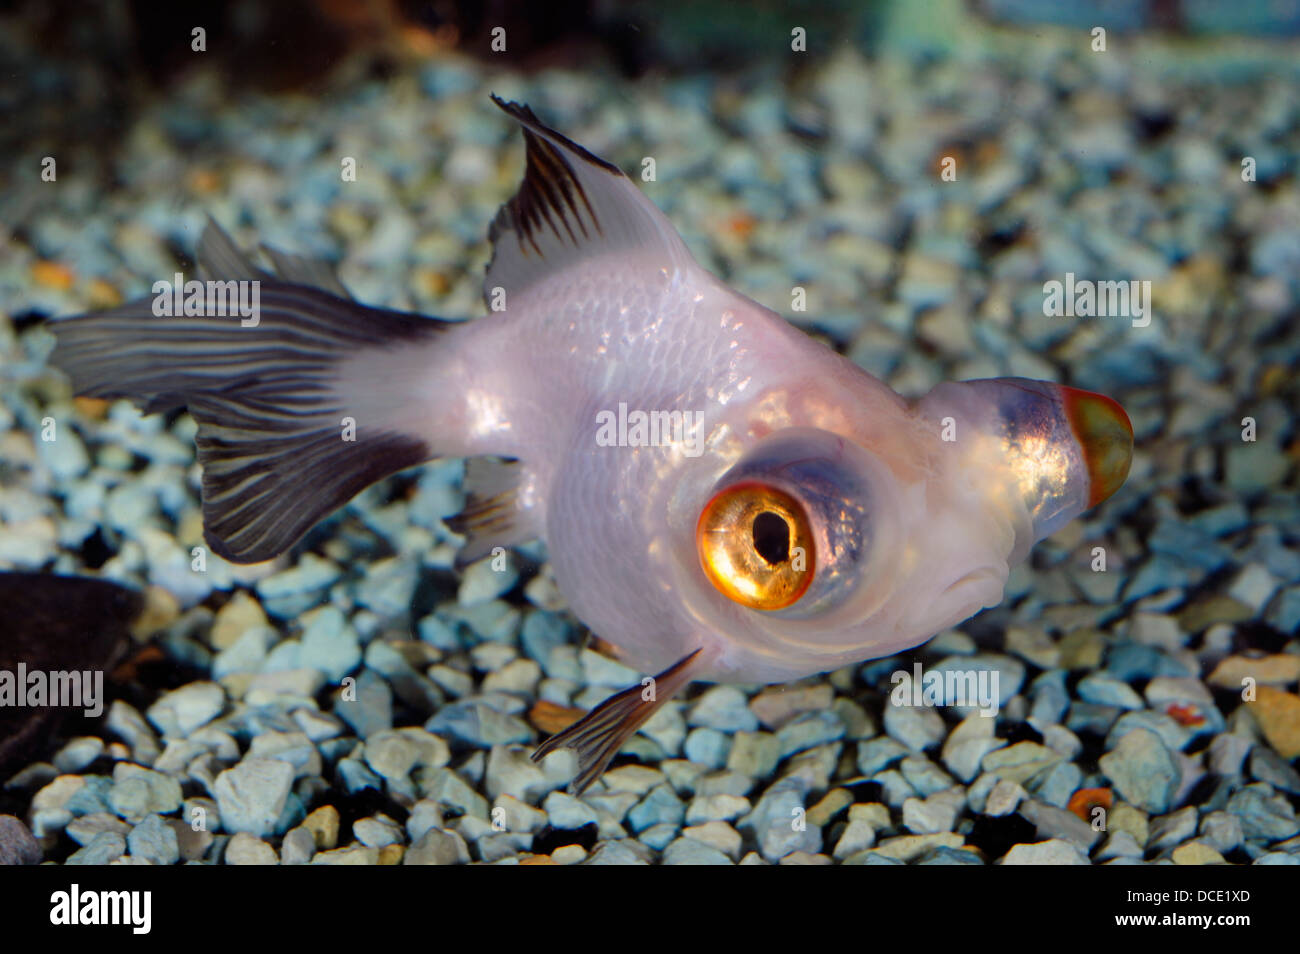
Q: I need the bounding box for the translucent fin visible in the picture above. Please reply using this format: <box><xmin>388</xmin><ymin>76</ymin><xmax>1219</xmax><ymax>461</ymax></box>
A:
<box><xmin>195</xmin><ymin>214</ymin><xmax>352</xmax><ymax>299</ymax></box>
<box><xmin>49</xmin><ymin>219</ymin><xmax>448</xmax><ymax>564</ymax></box>
<box><xmin>195</xmin><ymin>215</ymin><xmax>270</xmax><ymax>283</ymax></box>
<box><xmin>444</xmin><ymin>457</ymin><xmax>538</xmax><ymax>570</ymax></box>
<box><xmin>484</xmin><ymin>96</ymin><xmax>697</xmax><ymax>307</ymax></box>
<box><xmin>532</xmin><ymin>648</ymin><xmax>703</xmax><ymax>794</ymax></box>
<box><xmin>259</xmin><ymin>244</ymin><xmax>353</xmax><ymax>300</ymax></box>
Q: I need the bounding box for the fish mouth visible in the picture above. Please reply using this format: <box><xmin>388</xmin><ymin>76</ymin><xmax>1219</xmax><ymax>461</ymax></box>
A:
<box><xmin>1060</xmin><ymin>386</ymin><xmax>1133</xmax><ymax>508</ymax></box>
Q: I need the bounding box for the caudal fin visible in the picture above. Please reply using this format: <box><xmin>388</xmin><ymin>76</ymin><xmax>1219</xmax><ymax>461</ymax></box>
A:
<box><xmin>49</xmin><ymin>219</ymin><xmax>447</xmax><ymax>564</ymax></box>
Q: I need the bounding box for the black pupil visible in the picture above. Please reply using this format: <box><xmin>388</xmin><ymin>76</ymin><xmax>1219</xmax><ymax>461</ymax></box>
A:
<box><xmin>752</xmin><ymin>511</ymin><xmax>790</xmax><ymax>565</ymax></box>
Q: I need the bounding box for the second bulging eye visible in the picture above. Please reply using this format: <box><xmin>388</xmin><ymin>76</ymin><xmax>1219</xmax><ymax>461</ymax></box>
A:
<box><xmin>696</xmin><ymin>482</ymin><xmax>815</xmax><ymax>610</ymax></box>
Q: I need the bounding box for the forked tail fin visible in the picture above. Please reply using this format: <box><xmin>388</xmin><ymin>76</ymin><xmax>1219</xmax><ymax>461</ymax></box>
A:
<box><xmin>48</xmin><ymin>219</ymin><xmax>448</xmax><ymax>563</ymax></box>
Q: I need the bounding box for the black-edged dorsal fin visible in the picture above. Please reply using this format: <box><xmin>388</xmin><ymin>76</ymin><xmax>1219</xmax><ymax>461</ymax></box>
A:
<box><xmin>484</xmin><ymin>95</ymin><xmax>697</xmax><ymax>307</ymax></box>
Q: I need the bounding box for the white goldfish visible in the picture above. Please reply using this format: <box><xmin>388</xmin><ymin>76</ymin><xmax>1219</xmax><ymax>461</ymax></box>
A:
<box><xmin>50</xmin><ymin>97</ymin><xmax>1132</xmax><ymax>792</ymax></box>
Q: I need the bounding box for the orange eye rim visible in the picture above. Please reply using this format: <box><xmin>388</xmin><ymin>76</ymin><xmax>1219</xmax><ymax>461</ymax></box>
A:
<box><xmin>695</xmin><ymin>481</ymin><xmax>816</xmax><ymax>611</ymax></box>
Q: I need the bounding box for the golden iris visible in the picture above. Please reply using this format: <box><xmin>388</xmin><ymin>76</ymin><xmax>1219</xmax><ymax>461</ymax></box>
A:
<box><xmin>696</xmin><ymin>482</ymin><xmax>815</xmax><ymax>610</ymax></box>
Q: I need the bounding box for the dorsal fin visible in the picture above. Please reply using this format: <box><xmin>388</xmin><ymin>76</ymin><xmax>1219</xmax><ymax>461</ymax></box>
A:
<box><xmin>196</xmin><ymin>216</ymin><xmax>270</xmax><ymax>283</ymax></box>
<box><xmin>484</xmin><ymin>96</ymin><xmax>697</xmax><ymax>308</ymax></box>
<box><xmin>260</xmin><ymin>244</ymin><xmax>353</xmax><ymax>300</ymax></box>
<box><xmin>196</xmin><ymin>214</ymin><xmax>352</xmax><ymax>299</ymax></box>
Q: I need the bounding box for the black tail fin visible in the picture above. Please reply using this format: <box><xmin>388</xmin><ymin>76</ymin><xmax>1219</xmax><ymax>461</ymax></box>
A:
<box><xmin>48</xmin><ymin>219</ymin><xmax>447</xmax><ymax>564</ymax></box>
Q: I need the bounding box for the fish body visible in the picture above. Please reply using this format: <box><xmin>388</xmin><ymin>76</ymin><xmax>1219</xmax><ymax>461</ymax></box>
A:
<box><xmin>348</xmin><ymin>249</ymin><xmax>928</xmax><ymax>683</ymax></box>
<box><xmin>50</xmin><ymin>98</ymin><xmax>1132</xmax><ymax>789</ymax></box>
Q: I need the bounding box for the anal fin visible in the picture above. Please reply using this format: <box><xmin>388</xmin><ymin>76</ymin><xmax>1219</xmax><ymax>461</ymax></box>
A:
<box><xmin>532</xmin><ymin>648</ymin><xmax>703</xmax><ymax>794</ymax></box>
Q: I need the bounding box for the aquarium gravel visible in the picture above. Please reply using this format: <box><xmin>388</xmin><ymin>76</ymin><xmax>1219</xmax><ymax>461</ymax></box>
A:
<box><xmin>1</xmin><ymin>30</ymin><xmax>1299</xmax><ymax>866</ymax></box>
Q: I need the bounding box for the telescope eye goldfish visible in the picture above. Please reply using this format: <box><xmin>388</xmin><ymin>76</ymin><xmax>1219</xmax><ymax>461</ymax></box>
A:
<box><xmin>50</xmin><ymin>97</ymin><xmax>1131</xmax><ymax>793</ymax></box>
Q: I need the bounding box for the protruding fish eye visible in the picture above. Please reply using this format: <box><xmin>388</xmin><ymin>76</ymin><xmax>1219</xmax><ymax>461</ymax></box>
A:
<box><xmin>696</xmin><ymin>482</ymin><xmax>815</xmax><ymax>611</ymax></box>
<box><xmin>694</xmin><ymin>429</ymin><xmax>888</xmax><ymax>621</ymax></box>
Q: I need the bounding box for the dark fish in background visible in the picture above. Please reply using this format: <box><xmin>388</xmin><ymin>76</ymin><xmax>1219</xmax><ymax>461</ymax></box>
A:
<box><xmin>0</xmin><ymin>573</ymin><xmax>140</xmax><ymax>780</ymax></box>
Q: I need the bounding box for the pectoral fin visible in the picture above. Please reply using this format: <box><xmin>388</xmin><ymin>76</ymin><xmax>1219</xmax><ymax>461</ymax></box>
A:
<box><xmin>444</xmin><ymin>457</ymin><xmax>540</xmax><ymax>570</ymax></box>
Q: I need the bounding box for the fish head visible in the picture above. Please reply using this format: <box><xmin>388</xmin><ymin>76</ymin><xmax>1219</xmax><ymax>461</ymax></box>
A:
<box><xmin>675</xmin><ymin>365</ymin><xmax>1131</xmax><ymax>682</ymax></box>
<box><xmin>679</xmin><ymin>413</ymin><xmax>982</xmax><ymax>681</ymax></box>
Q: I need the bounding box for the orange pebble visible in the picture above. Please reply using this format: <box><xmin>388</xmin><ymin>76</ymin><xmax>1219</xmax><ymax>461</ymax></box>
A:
<box><xmin>1067</xmin><ymin>787</ymin><xmax>1113</xmax><ymax>822</ymax></box>
<box><xmin>725</xmin><ymin>213</ymin><xmax>756</xmax><ymax>240</ymax></box>
<box><xmin>1166</xmin><ymin>702</ymin><xmax>1206</xmax><ymax>727</ymax></box>
<box><xmin>529</xmin><ymin>700</ymin><xmax>586</xmax><ymax>736</ymax></box>
<box><xmin>415</xmin><ymin>267</ymin><xmax>451</xmax><ymax>297</ymax></box>
<box><xmin>933</xmin><ymin>147</ymin><xmax>967</xmax><ymax>177</ymax></box>
<box><xmin>188</xmin><ymin>168</ymin><xmax>221</xmax><ymax>194</ymax></box>
<box><xmin>32</xmin><ymin>260</ymin><xmax>75</xmax><ymax>290</ymax></box>
<box><xmin>86</xmin><ymin>277</ymin><xmax>123</xmax><ymax>308</ymax></box>
<box><xmin>73</xmin><ymin>396</ymin><xmax>111</xmax><ymax>418</ymax></box>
